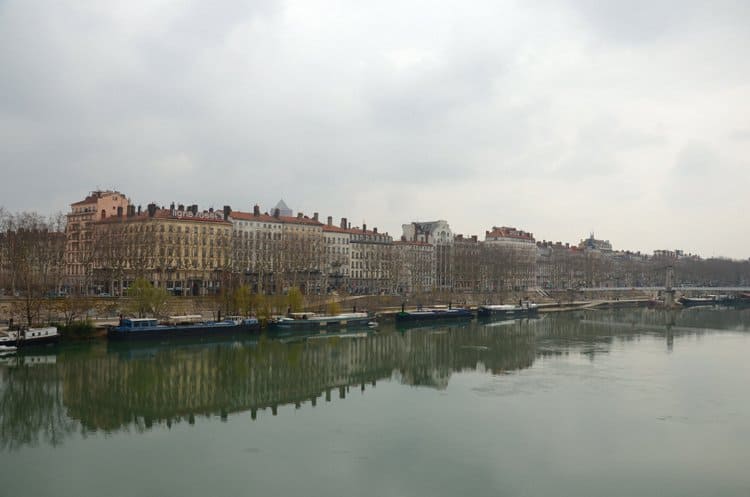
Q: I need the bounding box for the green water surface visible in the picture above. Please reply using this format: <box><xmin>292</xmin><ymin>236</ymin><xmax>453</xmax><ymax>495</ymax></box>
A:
<box><xmin>1</xmin><ymin>307</ymin><xmax>749</xmax><ymax>497</ymax></box>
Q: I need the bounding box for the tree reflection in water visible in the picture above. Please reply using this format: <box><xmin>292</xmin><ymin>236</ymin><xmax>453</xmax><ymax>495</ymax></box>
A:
<box><xmin>1</xmin><ymin>307</ymin><xmax>748</xmax><ymax>449</ymax></box>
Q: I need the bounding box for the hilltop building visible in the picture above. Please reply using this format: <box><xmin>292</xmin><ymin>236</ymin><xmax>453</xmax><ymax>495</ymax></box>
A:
<box><xmin>579</xmin><ymin>233</ymin><xmax>612</xmax><ymax>252</ymax></box>
<box><xmin>401</xmin><ymin>220</ymin><xmax>453</xmax><ymax>245</ymax></box>
<box><xmin>272</xmin><ymin>199</ymin><xmax>293</xmax><ymax>217</ymax></box>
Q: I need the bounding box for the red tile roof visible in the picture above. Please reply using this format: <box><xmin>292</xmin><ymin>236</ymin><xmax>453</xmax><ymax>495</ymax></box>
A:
<box><xmin>230</xmin><ymin>211</ymin><xmax>281</xmax><ymax>223</ymax></box>
<box><xmin>70</xmin><ymin>190</ymin><xmax>125</xmax><ymax>206</ymax></box>
<box><xmin>322</xmin><ymin>224</ymin><xmax>382</xmax><ymax>236</ymax></box>
<box><xmin>486</xmin><ymin>226</ymin><xmax>535</xmax><ymax>241</ymax></box>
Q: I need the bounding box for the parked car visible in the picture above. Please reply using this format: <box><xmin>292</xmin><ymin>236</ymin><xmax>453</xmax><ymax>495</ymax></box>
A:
<box><xmin>45</xmin><ymin>291</ymin><xmax>68</xmax><ymax>298</ymax></box>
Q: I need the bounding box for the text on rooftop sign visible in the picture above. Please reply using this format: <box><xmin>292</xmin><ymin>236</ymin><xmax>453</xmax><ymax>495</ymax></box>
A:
<box><xmin>171</xmin><ymin>209</ymin><xmax>224</xmax><ymax>221</ymax></box>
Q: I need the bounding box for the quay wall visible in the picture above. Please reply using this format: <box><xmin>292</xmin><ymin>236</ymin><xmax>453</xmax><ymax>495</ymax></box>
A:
<box><xmin>1</xmin><ymin>288</ymin><xmax>658</xmax><ymax>325</ymax></box>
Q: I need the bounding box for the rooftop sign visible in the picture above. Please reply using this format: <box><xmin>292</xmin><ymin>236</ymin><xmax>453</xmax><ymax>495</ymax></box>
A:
<box><xmin>171</xmin><ymin>209</ymin><xmax>224</xmax><ymax>221</ymax></box>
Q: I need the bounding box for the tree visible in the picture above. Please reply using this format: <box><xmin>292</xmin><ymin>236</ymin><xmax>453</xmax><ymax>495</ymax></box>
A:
<box><xmin>326</xmin><ymin>299</ymin><xmax>342</xmax><ymax>316</ymax></box>
<box><xmin>253</xmin><ymin>293</ymin><xmax>272</xmax><ymax>320</ymax></box>
<box><xmin>54</xmin><ymin>295</ymin><xmax>92</xmax><ymax>327</ymax></box>
<box><xmin>232</xmin><ymin>285</ymin><xmax>253</xmax><ymax>316</ymax></box>
<box><xmin>287</xmin><ymin>286</ymin><xmax>304</xmax><ymax>313</ymax></box>
<box><xmin>1</xmin><ymin>210</ymin><xmax>66</xmax><ymax>326</ymax></box>
<box><xmin>127</xmin><ymin>277</ymin><xmax>168</xmax><ymax>318</ymax></box>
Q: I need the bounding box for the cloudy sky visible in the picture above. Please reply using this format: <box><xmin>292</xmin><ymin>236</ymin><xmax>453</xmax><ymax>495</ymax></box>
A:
<box><xmin>1</xmin><ymin>0</ymin><xmax>748</xmax><ymax>258</ymax></box>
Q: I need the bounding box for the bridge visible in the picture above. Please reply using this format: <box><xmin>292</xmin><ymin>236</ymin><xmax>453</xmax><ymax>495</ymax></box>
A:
<box><xmin>578</xmin><ymin>287</ymin><xmax>750</xmax><ymax>292</ymax></box>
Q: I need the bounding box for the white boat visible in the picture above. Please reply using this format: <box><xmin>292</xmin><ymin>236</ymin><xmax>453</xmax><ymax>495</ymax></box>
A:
<box><xmin>477</xmin><ymin>302</ymin><xmax>539</xmax><ymax>318</ymax></box>
<box><xmin>0</xmin><ymin>326</ymin><xmax>60</xmax><ymax>347</ymax></box>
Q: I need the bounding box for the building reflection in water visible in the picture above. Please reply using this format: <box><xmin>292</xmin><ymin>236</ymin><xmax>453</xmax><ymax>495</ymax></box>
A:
<box><xmin>1</xmin><ymin>307</ymin><xmax>748</xmax><ymax>449</ymax></box>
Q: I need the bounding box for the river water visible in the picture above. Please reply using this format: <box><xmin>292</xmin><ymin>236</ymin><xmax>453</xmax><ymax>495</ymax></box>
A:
<box><xmin>1</xmin><ymin>308</ymin><xmax>749</xmax><ymax>497</ymax></box>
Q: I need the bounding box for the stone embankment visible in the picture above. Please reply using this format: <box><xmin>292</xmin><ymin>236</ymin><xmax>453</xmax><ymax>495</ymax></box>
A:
<box><xmin>1</xmin><ymin>289</ymin><xmax>654</xmax><ymax>332</ymax></box>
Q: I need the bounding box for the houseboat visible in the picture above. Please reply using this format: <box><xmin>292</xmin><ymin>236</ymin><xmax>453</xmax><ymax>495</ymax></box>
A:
<box><xmin>678</xmin><ymin>295</ymin><xmax>730</xmax><ymax>307</ymax></box>
<box><xmin>0</xmin><ymin>326</ymin><xmax>60</xmax><ymax>347</ymax></box>
<box><xmin>108</xmin><ymin>317</ymin><xmax>260</xmax><ymax>340</ymax></box>
<box><xmin>477</xmin><ymin>302</ymin><xmax>539</xmax><ymax>319</ymax></box>
<box><xmin>395</xmin><ymin>306</ymin><xmax>473</xmax><ymax>323</ymax></box>
<box><xmin>267</xmin><ymin>312</ymin><xmax>373</xmax><ymax>331</ymax></box>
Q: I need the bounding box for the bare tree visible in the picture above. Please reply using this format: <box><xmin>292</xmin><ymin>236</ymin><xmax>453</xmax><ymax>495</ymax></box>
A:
<box><xmin>1</xmin><ymin>211</ymin><xmax>66</xmax><ymax>326</ymax></box>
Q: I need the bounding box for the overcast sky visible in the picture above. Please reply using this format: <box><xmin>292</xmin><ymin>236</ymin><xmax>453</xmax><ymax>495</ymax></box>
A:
<box><xmin>1</xmin><ymin>0</ymin><xmax>748</xmax><ymax>258</ymax></box>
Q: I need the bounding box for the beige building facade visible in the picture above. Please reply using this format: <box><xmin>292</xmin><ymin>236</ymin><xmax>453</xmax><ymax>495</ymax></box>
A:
<box><xmin>483</xmin><ymin>226</ymin><xmax>537</xmax><ymax>292</ymax></box>
<box><xmin>92</xmin><ymin>204</ymin><xmax>232</xmax><ymax>296</ymax></box>
<box><xmin>393</xmin><ymin>240</ymin><xmax>435</xmax><ymax>295</ymax></box>
<box><xmin>229</xmin><ymin>205</ymin><xmax>324</xmax><ymax>293</ymax></box>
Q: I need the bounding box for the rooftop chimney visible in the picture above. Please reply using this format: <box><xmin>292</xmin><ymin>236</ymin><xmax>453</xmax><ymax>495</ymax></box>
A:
<box><xmin>223</xmin><ymin>205</ymin><xmax>231</xmax><ymax>219</ymax></box>
<box><xmin>178</xmin><ymin>204</ymin><xmax>184</xmax><ymax>211</ymax></box>
<box><xmin>373</xmin><ymin>227</ymin><xmax>377</xmax><ymax>233</ymax></box>
<box><xmin>297</xmin><ymin>212</ymin><xmax>303</xmax><ymax>218</ymax></box>
<box><xmin>362</xmin><ymin>223</ymin><xmax>367</xmax><ymax>232</ymax></box>
<box><xmin>327</xmin><ymin>216</ymin><xmax>333</xmax><ymax>226</ymax></box>
<box><xmin>313</xmin><ymin>212</ymin><xmax>319</xmax><ymax>221</ymax></box>
<box><xmin>340</xmin><ymin>217</ymin><xmax>347</xmax><ymax>229</ymax></box>
<box><xmin>170</xmin><ymin>202</ymin><xmax>175</xmax><ymax>210</ymax></box>
<box><xmin>147</xmin><ymin>203</ymin><xmax>157</xmax><ymax>217</ymax></box>
<box><xmin>273</xmin><ymin>208</ymin><xmax>280</xmax><ymax>218</ymax></box>
<box><xmin>137</xmin><ymin>205</ymin><xmax>142</xmax><ymax>215</ymax></box>
<box><xmin>253</xmin><ymin>205</ymin><xmax>260</xmax><ymax>217</ymax></box>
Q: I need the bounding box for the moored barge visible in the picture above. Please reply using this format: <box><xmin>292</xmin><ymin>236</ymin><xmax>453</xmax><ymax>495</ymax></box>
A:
<box><xmin>0</xmin><ymin>326</ymin><xmax>60</xmax><ymax>347</ymax></box>
<box><xmin>477</xmin><ymin>302</ymin><xmax>539</xmax><ymax>319</ymax></box>
<box><xmin>395</xmin><ymin>307</ymin><xmax>473</xmax><ymax>323</ymax></box>
<box><xmin>108</xmin><ymin>317</ymin><xmax>260</xmax><ymax>340</ymax></box>
<box><xmin>267</xmin><ymin>312</ymin><xmax>373</xmax><ymax>331</ymax></box>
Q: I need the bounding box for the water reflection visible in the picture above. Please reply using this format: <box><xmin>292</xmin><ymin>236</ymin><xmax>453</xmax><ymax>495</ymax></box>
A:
<box><xmin>1</xmin><ymin>308</ymin><xmax>749</xmax><ymax>450</ymax></box>
<box><xmin>0</xmin><ymin>352</ymin><xmax>74</xmax><ymax>450</ymax></box>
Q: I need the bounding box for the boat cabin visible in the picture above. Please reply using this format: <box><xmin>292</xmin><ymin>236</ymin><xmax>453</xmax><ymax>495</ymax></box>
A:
<box><xmin>164</xmin><ymin>315</ymin><xmax>203</xmax><ymax>325</ymax></box>
<box><xmin>119</xmin><ymin>318</ymin><xmax>159</xmax><ymax>329</ymax></box>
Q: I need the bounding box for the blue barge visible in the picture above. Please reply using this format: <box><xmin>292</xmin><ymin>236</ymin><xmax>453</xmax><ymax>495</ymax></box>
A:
<box><xmin>108</xmin><ymin>317</ymin><xmax>260</xmax><ymax>340</ymax></box>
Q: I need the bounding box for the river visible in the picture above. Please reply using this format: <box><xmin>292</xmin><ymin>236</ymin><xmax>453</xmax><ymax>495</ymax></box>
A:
<box><xmin>1</xmin><ymin>307</ymin><xmax>749</xmax><ymax>497</ymax></box>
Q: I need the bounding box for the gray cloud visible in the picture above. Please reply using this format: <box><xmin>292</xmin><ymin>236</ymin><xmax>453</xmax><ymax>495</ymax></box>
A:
<box><xmin>1</xmin><ymin>0</ymin><xmax>749</xmax><ymax>257</ymax></box>
<box><xmin>549</xmin><ymin>0</ymin><xmax>750</xmax><ymax>43</ymax></box>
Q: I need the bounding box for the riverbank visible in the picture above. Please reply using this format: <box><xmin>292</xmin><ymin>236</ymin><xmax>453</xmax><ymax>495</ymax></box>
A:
<box><xmin>1</xmin><ymin>291</ymin><xmax>655</xmax><ymax>338</ymax></box>
<box><xmin>373</xmin><ymin>297</ymin><xmax>651</xmax><ymax>321</ymax></box>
